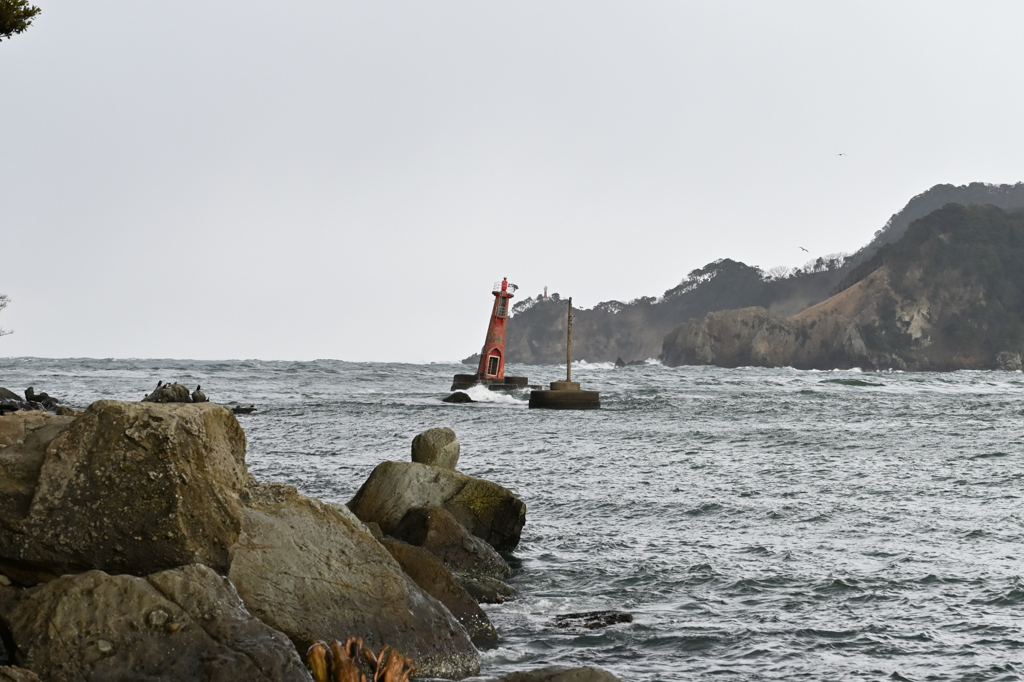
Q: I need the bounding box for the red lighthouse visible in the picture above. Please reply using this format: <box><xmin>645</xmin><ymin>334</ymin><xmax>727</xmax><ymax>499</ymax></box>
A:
<box><xmin>450</xmin><ymin>278</ymin><xmax>530</xmax><ymax>392</ymax></box>
<box><xmin>478</xmin><ymin>278</ymin><xmax>514</xmax><ymax>379</ymax></box>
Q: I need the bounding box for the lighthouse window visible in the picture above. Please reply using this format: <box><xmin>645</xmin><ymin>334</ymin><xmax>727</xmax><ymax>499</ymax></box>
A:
<box><xmin>487</xmin><ymin>355</ymin><xmax>500</xmax><ymax>376</ymax></box>
<box><xmin>496</xmin><ymin>298</ymin><xmax>508</xmax><ymax>318</ymax></box>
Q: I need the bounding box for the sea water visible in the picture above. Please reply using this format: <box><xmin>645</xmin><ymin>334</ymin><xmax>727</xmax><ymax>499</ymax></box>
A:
<box><xmin>1</xmin><ymin>357</ymin><xmax>1022</xmax><ymax>681</ymax></box>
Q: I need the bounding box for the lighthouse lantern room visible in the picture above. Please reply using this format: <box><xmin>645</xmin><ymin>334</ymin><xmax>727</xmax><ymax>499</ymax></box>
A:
<box><xmin>450</xmin><ymin>278</ymin><xmax>531</xmax><ymax>392</ymax></box>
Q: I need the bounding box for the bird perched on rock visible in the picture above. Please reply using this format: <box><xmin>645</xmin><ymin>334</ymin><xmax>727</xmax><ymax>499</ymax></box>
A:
<box><xmin>191</xmin><ymin>385</ymin><xmax>207</xmax><ymax>403</ymax></box>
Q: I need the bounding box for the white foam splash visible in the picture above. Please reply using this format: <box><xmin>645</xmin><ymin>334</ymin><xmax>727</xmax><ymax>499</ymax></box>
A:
<box><xmin>461</xmin><ymin>384</ymin><xmax>527</xmax><ymax>404</ymax></box>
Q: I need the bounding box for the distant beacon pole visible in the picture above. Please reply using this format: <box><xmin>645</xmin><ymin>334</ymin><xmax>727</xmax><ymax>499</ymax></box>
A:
<box><xmin>529</xmin><ymin>293</ymin><xmax>601</xmax><ymax>410</ymax></box>
<box><xmin>566</xmin><ymin>297</ymin><xmax>573</xmax><ymax>382</ymax></box>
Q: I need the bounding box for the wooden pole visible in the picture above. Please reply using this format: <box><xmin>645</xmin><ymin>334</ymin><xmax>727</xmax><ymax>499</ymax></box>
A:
<box><xmin>566</xmin><ymin>297</ymin><xmax>573</xmax><ymax>382</ymax></box>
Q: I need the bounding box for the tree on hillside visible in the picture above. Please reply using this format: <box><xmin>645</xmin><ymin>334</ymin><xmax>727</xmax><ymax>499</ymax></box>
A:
<box><xmin>0</xmin><ymin>294</ymin><xmax>11</xmax><ymax>337</ymax></box>
<box><xmin>0</xmin><ymin>0</ymin><xmax>41</xmax><ymax>41</ymax></box>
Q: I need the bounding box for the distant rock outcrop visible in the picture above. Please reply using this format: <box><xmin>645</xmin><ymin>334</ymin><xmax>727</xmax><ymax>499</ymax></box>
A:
<box><xmin>663</xmin><ymin>204</ymin><xmax>1024</xmax><ymax>371</ymax></box>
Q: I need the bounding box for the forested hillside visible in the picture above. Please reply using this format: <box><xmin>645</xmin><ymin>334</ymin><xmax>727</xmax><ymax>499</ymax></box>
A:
<box><xmin>662</xmin><ymin>204</ymin><xmax>1024</xmax><ymax>371</ymax></box>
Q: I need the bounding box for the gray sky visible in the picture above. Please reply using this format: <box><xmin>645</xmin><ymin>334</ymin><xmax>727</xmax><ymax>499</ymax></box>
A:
<box><xmin>2</xmin><ymin>1</ymin><xmax>1023</xmax><ymax>361</ymax></box>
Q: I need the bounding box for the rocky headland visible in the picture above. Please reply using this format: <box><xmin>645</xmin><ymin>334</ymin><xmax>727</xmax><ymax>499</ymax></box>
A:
<box><xmin>0</xmin><ymin>398</ymin><xmax>621</xmax><ymax>681</ymax></box>
<box><xmin>494</xmin><ymin>182</ymin><xmax>1024</xmax><ymax>368</ymax></box>
<box><xmin>661</xmin><ymin>204</ymin><xmax>1024</xmax><ymax>371</ymax></box>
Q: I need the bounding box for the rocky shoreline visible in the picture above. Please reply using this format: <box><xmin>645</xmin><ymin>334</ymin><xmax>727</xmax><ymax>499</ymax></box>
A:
<box><xmin>0</xmin><ymin>391</ymin><xmax>621</xmax><ymax>681</ymax></box>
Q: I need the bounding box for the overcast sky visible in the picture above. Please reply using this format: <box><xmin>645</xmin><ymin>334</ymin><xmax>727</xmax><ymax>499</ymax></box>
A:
<box><xmin>2</xmin><ymin>1</ymin><xmax>1023</xmax><ymax>362</ymax></box>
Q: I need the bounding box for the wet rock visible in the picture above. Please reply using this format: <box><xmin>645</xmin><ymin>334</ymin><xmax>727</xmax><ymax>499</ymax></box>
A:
<box><xmin>467</xmin><ymin>666</ymin><xmax>623</xmax><ymax>682</ymax></box>
<box><xmin>0</xmin><ymin>565</ymin><xmax>311</xmax><ymax>682</ymax></box>
<box><xmin>392</xmin><ymin>506</ymin><xmax>511</xmax><ymax>581</ymax></box>
<box><xmin>442</xmin><ymin>391</ymin><xmax>474</xmax><ymax>404</ymax></box>
<box><xmin>380</xmin><ymin>537</ymin><xmax>498</xmax><ymax>646</ymax></box>
<box><xmin>614</xmin><ymin>357</ymin><xmax>626</xmax><ymax>368</ymax></box>
<box><xmin>229</xmin><ymin>481</ymin><xmax>480</xmax><ymax>679</ymax></box>
<box><xmin>348</xmin><ymin>461</ymin><xmax>526</xmax><ymax>552</ymax></box>
<box><xmin>552</xmin><ymin>611</ymin><xmax>633</xmax><ymax>630</ymax></box>
<box><xmin>458</xmin><ymin>574</ymin><xmax>517</xmax><ymax>604</ymax></box>
<box><xmin>411</xmin><ymin>427</ymin><xmax>460</xmax><ymax>470</ymax></box>
<box><xmin>142</xmin><ymin>383</ymin><xmax>192</xmax><ymax>403</ymax></box>
<box><xmin>0</xmin><ymin>400</ymin><xmax>248</xmax><ymax>582</ymax></box>
<box><xmin>0</xmin><ymin>389</ymin><xmax>20</xmax><ymax>402</ymax></box>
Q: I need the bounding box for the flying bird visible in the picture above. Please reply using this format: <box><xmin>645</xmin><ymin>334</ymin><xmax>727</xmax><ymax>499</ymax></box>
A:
<box><xmin>799</xmin><ymin>247</ymin><xmax>809</xmax><ymax>253</ymax></box>
<box><xmin>836</xmin><ymin>153</ymin><xmax>846</xmax><ymax>156</ymax></box>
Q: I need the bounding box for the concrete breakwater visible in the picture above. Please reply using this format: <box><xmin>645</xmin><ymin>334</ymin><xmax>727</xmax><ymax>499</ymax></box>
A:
<box><xmin>0</xmin><ymin>399</ymin><xmax>619</xmax><ymax>681</ymax></box>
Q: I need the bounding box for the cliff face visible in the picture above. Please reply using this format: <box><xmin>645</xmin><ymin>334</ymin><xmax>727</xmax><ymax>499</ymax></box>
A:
<box><xmin>502</xmin><ymin>263</ymin><xmax>846</xmax><ymax>365</ymax></box>
<box><xmin>500</xmin><ymin>182</ymin><xmax>1024</xmax><ymax>366</ymax></box>
<box><xmin>662</xmin><ymin>204</ymin><xmax>1024</xmax><ymax>371</ymax></box>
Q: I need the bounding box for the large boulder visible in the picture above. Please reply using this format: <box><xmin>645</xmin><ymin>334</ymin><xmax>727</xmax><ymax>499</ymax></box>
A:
<box><xmin>468</xmin><ymin>667</ymin><xmax>623</xmax><ymax>682</ymax></box>
<box><xmin>393</xmin><ymin>506</ymin><xmax>511</xmax><ymax>581</ymax></box>
<box><xmin>411</xmin><ymin>427</ymin><xmax>460</xmax><ymax>470</ymax></box>
<box><xmin>0</xmin><ymin>400</ymin><xmax>248</xmax><ymax>582</ymax></box>
<box><xmin>0</xmin><ymin>565</ymin><xmax>311</xmax><ymax>682</ymax></box>
<box><xmin>348</xmin><ymin>462</ymin><xmax>526</xmax><ymax>552</ymax></box>
<box><xmin>379</xmin><ymin>537</ymin><xmax>498</xmax><ymax>647</ymax></box>
<box><xmin>228</xmin><ymin>481</ymin><xmax>480</xmax><ymax>679</ymax></box>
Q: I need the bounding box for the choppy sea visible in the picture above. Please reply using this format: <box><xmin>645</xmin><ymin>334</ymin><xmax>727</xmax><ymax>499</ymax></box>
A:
<box><xmin>1</xmin><ymin>357</ymin><xmax>1022</xmax><ymax>682</ymax></box>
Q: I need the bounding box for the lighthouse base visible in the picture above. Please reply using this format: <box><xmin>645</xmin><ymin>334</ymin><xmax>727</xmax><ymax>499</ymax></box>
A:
<box><xmin>529</xmin><ymin>382</ymin><xmax>601</xmax><ymax>410</ymax></box>
<box><xmin>450</xmin><ymin>374</ymin><xmax>530</xmax><ymax>392</ymax></box>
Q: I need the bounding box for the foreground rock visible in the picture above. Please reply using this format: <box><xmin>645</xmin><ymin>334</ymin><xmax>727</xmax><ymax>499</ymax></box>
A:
<box><xmin>393</xmin><ymin>506</ymin><xmax>511</xmax><ymax>581</ymax></box>
<box><xmin>229</xmin><ymin>481</ymin><xmax>480</xmax><ymax>679</ymax></box>
<box><xmin>0</xmin><ymin>667</ymin><xmax>42</xmax><ymax>682</ymax></box>
<box><xmin>0</xmin><ymin>401</ymin><xmax>247</xmax><ymax>583</ymax></box>
<box><xmin>380</xmin><ymin>537</ymin><xmax>498</xmax><ymax>646</ymax></box>
<box><xmin>459</xmin><ymin>574</ymin><xmax>517</xmax><ymax>604</ymax></box>
<box><xmin>0</xmin><ymin>565</ymin><xmax>311</xmax><ymax>682</ymax></box>
<box><xmin>467</xmin><ymin>666</ymin><xmax>623</xmax><ymax>682</ymax></box>
<box><xmin>348</xmin><ymin>461</ymin><xmax>526</xmax><ymax>552</ymax></box>
<box><xmin>411</xmin><ymin>427</ymin><xmax>460</xmax><ymax>469</ymax></box>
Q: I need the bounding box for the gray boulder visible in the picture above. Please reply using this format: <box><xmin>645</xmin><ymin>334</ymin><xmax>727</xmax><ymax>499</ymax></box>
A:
<box><xmin>348</xmin><ymin>461</ymin><xmax>526</xmax><ymax>552</ymax></box>
<box><xmin>411</xmin><ymin>427</ymin><xmax>460</xmax><ymax>469</ymax></box>
<box><xmin>393</xmin><ymin>506</ymin><xmax>511</xmax><ymax>580</ymax></box>
<box><xmin>0</xmin><ymin>389</ymin><xmax>21</xmax><ymax>402</ymax></box>
<box><xmin>0</xmin><ymin>565</ymin><xmax>311</xmax><ymax>682</ymax></box>
<box><xmin>379</xmin><ymin>537</ymin><xmax>498</xmax><ymax>647</ymax></box>
<box><xmin>0</xmin><ymin>400</ymin><xmax>248</xmax><ymax>582</ymax></box>
<box><xmin>142</xmin><ymin>383</ymin><xmax>192</xmax><ymax>403</ymax></box>
<box><xmin>229</xmin><ymin>481</ymin><xmax>480</xmax><ymax>679</ymax></box>
<box><xmin>467</xmin><ymin>667</ymin><xmax>623</xmax><ymax>682</ymax></box>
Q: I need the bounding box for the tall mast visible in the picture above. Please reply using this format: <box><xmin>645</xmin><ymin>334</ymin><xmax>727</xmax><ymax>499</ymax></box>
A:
<box><xmin>566</xmin><ymin>297</ymin><xmax>573</xmax><ymax>382</ymax></box>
